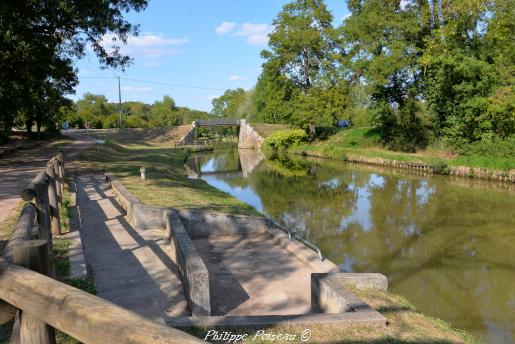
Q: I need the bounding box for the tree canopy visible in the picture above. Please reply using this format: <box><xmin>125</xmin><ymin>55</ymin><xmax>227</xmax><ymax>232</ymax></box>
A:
<box><xmin>0</xmin><ymin>0</ymin><xmax>148</xmax><ymax>141</ymax></box>
<box><xmin>241</xmin><ymin>0</ymin><xmax>514</xmax><ymax>151</ymax></box>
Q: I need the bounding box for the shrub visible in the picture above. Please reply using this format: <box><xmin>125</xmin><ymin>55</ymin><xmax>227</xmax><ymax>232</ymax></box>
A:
<box><xmin>458</xmin><ymin>136</ymin><xmax>515</xmax><ymax>158</ymax></box>
<box><xmin>264</xmin><ymin>129</ymin><xmax>308</xmax><ymax>150</ymax></box>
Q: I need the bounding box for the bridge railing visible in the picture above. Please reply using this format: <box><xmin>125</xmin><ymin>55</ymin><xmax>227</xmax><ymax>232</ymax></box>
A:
<box><xmin>0</xmin><ymin>152</ymin><xmax>202</xmax><ymax>344</ymax></box>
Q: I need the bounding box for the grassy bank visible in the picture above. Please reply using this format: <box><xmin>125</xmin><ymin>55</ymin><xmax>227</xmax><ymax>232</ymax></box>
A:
<box><xmin>288</xmin><ymin>127</ymin><xmax>514</xmax><ymax>180</ymax></box>
<box><xmin>78</xmin><ymin>140</ymin><xmax>258</xmax><ymax>216</ymax></box>
<box><xmin>184</xmin><ymin>287</ymin><xmax>476</xmax><ymax>344</ymax></box>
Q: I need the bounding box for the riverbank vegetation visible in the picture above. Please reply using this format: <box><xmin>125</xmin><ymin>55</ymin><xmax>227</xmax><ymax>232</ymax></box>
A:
<box><xmin>214</xmin><ymin>0</ymin><xmax>514</xmax><ymax>167</ymax></box>
<box><xmin>290</xmin><ymin>127</ymin><xmax>515</xmax><ymax>171</ymax></box>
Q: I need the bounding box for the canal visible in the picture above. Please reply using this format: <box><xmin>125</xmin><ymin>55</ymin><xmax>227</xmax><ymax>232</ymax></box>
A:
<box><xmin>186</xmin><ymin>148</ymin><xmax>514</xmax><ymax>344</ymax></box>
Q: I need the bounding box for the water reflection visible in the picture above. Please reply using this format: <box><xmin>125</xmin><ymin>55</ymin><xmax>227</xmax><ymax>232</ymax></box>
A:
<box><xmin>186</xmin><ymin>149</ymin><xmax>515</xmax><ymax>344</ymax></box>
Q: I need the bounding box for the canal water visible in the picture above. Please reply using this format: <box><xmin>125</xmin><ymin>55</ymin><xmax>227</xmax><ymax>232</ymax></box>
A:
<box><xmin>186</xmin><ymin>148</ymin><xmax>515</xmax><ymax>344</ymax></box>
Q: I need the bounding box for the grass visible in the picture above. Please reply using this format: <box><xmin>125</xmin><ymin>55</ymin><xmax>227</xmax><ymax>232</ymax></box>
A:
<box><xmin>289</xmin><ymin>127</ymin><xmax>515</xmax><ymax>172</ymax></box>
<box><xmin>0</xmin><ymin>135</ymin><xmax>74</xmax><ymax>167</ymax></box>
<box><xmin>78</xmin><ymin>140</ymin><xmax>259</xmax><ymax>216</ymax></box>
<box><xmin>182</xmin><ymin>288</ymin><xmax>477</xmax><ymax>343</ymax></box>
<box><xmin>0</xmin><ymin>201</ymin><xmax>23</xmax><ymax>256</ymax></box>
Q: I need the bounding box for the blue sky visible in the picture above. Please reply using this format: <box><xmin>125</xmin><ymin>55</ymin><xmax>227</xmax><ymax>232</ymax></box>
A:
<box><xmin>74</xmin><ymin>0</ymin><xmax>350</xmax><ymax>112</ymax></box>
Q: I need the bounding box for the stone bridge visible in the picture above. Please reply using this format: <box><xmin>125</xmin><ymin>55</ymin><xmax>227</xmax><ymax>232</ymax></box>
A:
<box><xmin>179</xmin><ymin>119</ymin><xmax>264</xmax><ymax>149</ymax></box>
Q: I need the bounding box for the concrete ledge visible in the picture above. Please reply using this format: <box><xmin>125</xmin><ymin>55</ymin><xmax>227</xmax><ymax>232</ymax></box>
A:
<box><xmin>106</xmin><ymin>173</ymin><xmax>340</xmax><ymax>273</ymax></box>
<box><xmin>177</xmin><ymin>209</ymin><xmax>269</xmax><ymax>238</ymax></box>
<box><xmin>164</xmin><ymin>210</ymin><xmax>210</xmax><ymax>316</ymax></box>
<box><xmin>311</xmin><ymin>273</ymin><xmax>386</xmax><ymax>320</ymax></box>
<box><xmin>326</xmin><ymin>273</ymin><xmax>388</xmax><ymax>292</ymax></box>
<box><xmin>167</xmin><ymin>311</ymin><xmax>386</xmax><ymax>328</ymax></box>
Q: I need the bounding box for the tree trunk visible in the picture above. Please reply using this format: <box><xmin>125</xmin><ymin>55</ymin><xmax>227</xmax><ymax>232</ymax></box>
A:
<box><xmin>25</xmin><ymin>119</ymin><xmax>33</xmax><ymax>137</ymax></box>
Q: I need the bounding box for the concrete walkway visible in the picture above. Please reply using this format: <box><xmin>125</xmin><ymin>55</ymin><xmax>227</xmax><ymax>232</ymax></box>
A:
<box><xmin>76</xmin><ymin>175</ymin><xmax>189</xmax><ymax>322</ymax></box>
<box><xmin>0</xmin><ymin>133</ymin><xmax>93</xmax><ymax>226</ymax></box>
<box><xmin>193</xmin><ymin>233</ymin><xmax>313</xmax><ymax>316</ymax></box>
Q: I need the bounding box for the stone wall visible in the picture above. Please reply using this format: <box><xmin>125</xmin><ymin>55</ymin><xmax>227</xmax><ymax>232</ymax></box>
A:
<box><xmin>238</xmin><ymin>119</ymin><xmax>264</xmax><ymax>149</ymax></box>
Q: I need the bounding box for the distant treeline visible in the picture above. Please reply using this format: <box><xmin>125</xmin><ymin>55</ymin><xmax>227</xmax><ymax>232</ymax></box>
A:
<box><xmin>64</xmin><ymin>93</ymin><xmax>209</xmax><ymax>129</ymax></box>
<box><xmin>211</xmin><ymin>0</ymin><xmax>514</xmax><ymax>152</ymax></box>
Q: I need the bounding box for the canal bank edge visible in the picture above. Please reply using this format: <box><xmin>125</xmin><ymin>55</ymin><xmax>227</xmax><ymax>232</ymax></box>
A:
<box><xmin>104</xmin><ymin>173</ymin><xmax>389</xmax><ymax>328</ymax></box>
<box><xmin>288</xmin><ymin>146</ymin><xmax>515</xmax><ymax>182</ymax></box>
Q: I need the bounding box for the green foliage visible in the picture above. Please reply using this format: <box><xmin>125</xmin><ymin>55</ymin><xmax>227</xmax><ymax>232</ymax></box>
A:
<box><xmin>69</xmin><ymin>94</ymin><xmax>210</xmax><ymax>129</ymax></box>
<box><xmin>264</xmin><ymin>129</ymin><xmax>309</xmax><ymax>150</ymax></box>
<box><xmin>254</xmin><ymin>0</ymin><xmax>514</xmax><ymax>152</ymax></box>
<box><xmin>458</xmin><ymin>136</ymin><xmax>515</xmax><ymax>159</ymax></box>
<box><xmin>0</xmin><ymin>0</ymin><xmax>148</xmax><ymax>140</ymax></box>
<box><xmin>211</xmin><ymin>88</ymin><xmax>254</xmax><ymax>118</ymax></box>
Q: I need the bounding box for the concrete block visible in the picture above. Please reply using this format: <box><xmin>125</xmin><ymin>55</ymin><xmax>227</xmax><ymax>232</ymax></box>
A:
<box><xmin>164</xmin><ymin>210</ymin><xmax>210</xmax><ymax>316</ymax></box>
<box><xmin>311</xmin><ymin>273</ymin><xmax>387</xmax><ymax>317</ymax></box>
<box><xmin>329</xmin><ymin>273</ymin><xmax>388</xmax><ymax>292</ymax></box>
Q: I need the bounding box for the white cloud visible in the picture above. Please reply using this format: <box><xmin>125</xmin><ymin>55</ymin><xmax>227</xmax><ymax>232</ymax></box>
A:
<box><xmin>119</xmin><ymin>86</ymin><xmax>153</xmax><ymax>93</ymax></box>
<box><xmin>228</xmin><ymin>74</ymin><xmax>245</xmax><ymax>81</ymax></box>
<box><xmin>216</xmin><ymin>22</ymin><xmax>237</xmax><ymax>35</ymax></box>
<box><xmin>100</xmin><ymin>33</ymin><xmax>188</xmax><ymax>58</ymax></box>
<box><xmin>215</xmin><ymin>22</ymin><xmax>272</xmax><ymax>45</ymax></box>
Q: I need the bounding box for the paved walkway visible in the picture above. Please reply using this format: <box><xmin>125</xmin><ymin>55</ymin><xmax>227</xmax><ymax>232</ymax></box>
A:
<box><xmin>76</xmin><ymin>175</ymin><xmax>188</xmax><ymax>322</ymax></box>
<box><xmin>193</xmin><ymin>233</ymin><xmax>313</xmax><ymax>316</ymax></box>
<box><xmin>0</xmin><ymin>133</ymin><xmax>93</xmax><ymax>225</ymax></box>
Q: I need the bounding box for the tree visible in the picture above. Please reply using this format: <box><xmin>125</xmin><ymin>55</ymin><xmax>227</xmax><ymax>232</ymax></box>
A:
<box><xmin>0</xmin><ymin>0</ymin><xmax>148</xmax><ymax>141</ymax></box>
<box><xmin>211</xmin><ymin>88</ymin><xmax>246</xmax><ymax>118</ymax></box>
<box><xmin>255</xmin><ymin>0</ymin><xmax>348</xmax><ymax>130</ymax></box>
<box><xmin>263</xmin><ymin>0</ymin><xmax>336</xmax><ymax>91</ymax></box>
<box><xmin>150</xmin><ymin>96</ymin><xmax>181</xmax><ymax>126</ymax></box>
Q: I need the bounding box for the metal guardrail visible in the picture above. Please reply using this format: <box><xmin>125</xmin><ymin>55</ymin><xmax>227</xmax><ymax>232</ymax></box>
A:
<box><xmin>279</xmin><ymin>224</ymin><xmax>325</xmax><ymax>262</ymax></box>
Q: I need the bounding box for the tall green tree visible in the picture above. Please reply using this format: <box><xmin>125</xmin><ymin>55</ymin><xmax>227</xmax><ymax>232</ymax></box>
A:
<box><xmin>211</xmin><ymin>88</ymin><xmax>247</xmax><ymax>118</ymax></box>
<box><xmin>0</xmin><ymin>0</ymin><xmax>147</xmax><ymax>141</ymax></box>
<box><xmin>256</xmin><ymin>0</ymin><xmax>348</xmax><ymax>132</ymax></box>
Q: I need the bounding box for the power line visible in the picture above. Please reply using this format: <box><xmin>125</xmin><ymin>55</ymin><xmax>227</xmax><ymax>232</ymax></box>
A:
<box><xmin>77</xmin><ymin>75</ymin><xmax>226</xmax><ymax>91</ymax></box>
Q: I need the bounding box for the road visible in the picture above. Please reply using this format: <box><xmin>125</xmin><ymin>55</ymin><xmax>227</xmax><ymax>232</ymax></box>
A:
<box><xmin>0</xmin><ymin>132</ymin><xmax>93</xmax><ymax>226</ymax></box>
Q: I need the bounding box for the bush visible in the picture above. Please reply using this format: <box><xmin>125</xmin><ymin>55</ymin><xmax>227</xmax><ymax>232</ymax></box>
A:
<box><xmin>458</xmin><ymin>136</ymin><xmax>515</xmax><ymax>158</ymax></box>
<box><xmin>264</xmin><ymin>129</ymin><xmax>308</xmax><ymax>150</ymax></box>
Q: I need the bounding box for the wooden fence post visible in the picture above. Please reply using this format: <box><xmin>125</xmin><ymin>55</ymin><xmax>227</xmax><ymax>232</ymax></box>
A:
<box><xmin>13</xmin><ymin>240</ymin><xmax>56</xmax><ymax>344</ymax></box>
<box><xmin>56</xmin><ymin>152</ymin><xmax>65</xmax><ymax>196</ymax></box>
<box><xmin>46</xmin><ymin>161</ymin><xmax>61</xmax><ymax>236</ymax></box>
<box><xmin>33</xmin><ymin>174</ymin><xmax>55</xmax><ymax>278</ymax></box>
<box><xmin>51</xmin><ymin>159</ymin><xmax>62</xmax><ymax>204</ymax></box>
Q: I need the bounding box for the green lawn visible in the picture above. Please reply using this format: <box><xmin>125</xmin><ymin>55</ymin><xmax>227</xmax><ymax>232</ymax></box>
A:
<box><xmin>290</xmin><ymin>127</ymin><xmax>515</xmax><ymax>172</ymax></box>
<box><xmin>78</xmin><ymin>141</ymin><xmax>259</xmax><ymax>215</ymax></box>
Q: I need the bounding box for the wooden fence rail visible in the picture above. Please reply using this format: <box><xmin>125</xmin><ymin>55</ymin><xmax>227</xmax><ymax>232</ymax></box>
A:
<box><xmin>0</xmin><ymin>151</ymin><xmax>202</xmax><ymax>343</ymax></box>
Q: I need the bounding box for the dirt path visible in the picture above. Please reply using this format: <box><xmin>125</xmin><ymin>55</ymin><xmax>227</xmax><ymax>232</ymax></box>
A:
<box><xmin>0</xmin><ymin>132</ymin><xmax>94</xmax><ymax>226</ymax></box>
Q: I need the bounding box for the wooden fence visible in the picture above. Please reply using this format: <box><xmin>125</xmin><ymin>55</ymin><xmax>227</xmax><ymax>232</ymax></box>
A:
<box><xmin>0</xmin><ymin>152</ymin><xmax>202</xmax><ymax>344</ymax></box>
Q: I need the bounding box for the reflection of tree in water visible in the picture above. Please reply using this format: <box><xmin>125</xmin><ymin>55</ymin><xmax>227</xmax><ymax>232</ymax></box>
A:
<box><xmin>252</xmin><ymin>156</ymin><xmax>358</xmax><ymax>241</ymax></box>
<box><xmin>211</xmin><ymin>149</ymin><xmax>240</xmax><ymax>172</ymax></box>
<box><xmin>320</xmin><ymin>172</ymin><xmax>515</xmax><ymax>341</ymax></box>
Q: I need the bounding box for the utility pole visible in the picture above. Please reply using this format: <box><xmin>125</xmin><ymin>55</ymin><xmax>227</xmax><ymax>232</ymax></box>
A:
<box><xmin>118</xmin><ymin>76</ymin><xmax>123</xmax><ymax>129</ymax></box>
